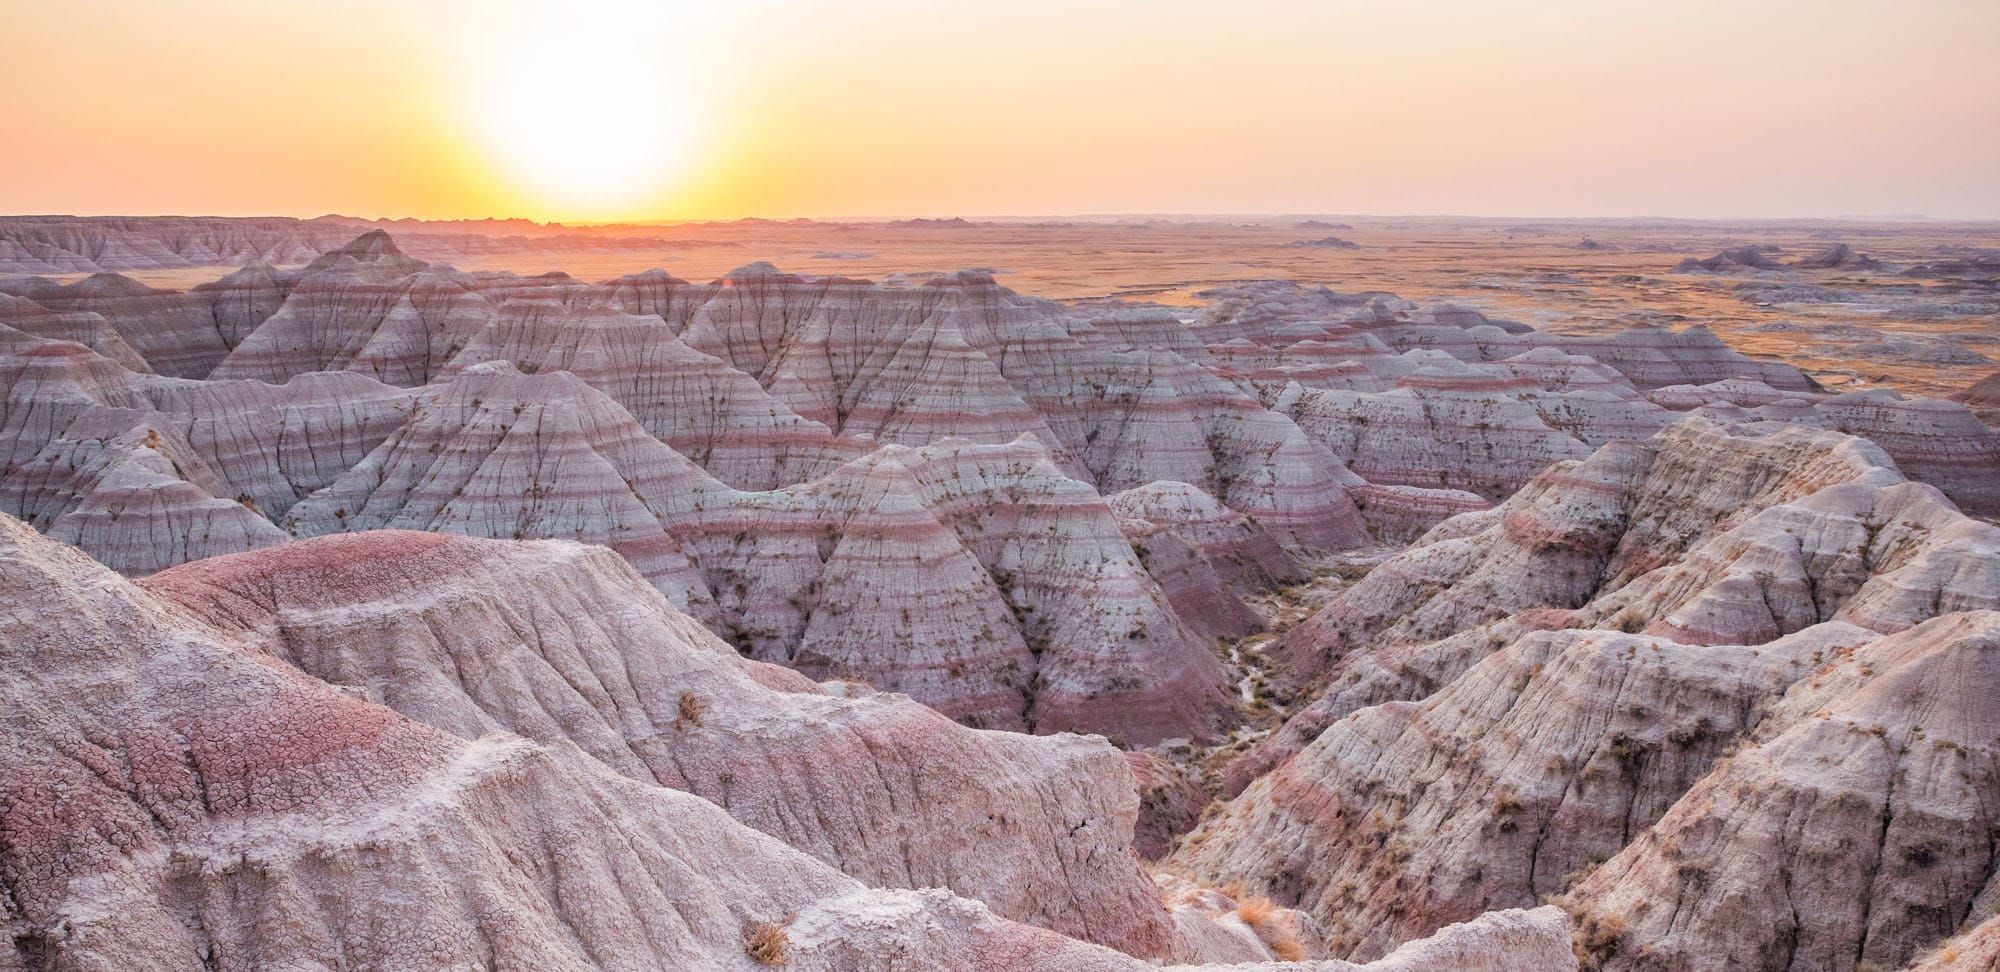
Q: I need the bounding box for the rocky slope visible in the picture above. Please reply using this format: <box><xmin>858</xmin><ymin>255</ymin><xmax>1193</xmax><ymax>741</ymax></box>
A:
<box><xmin>0</xmin><ymin>511</ymin><xmax>1575</xmax><ymax>971</ymax></box>
<box><xmin>140</xmin><ymin>529</ymin><xmax>1175</xmax><ymax>955</ymax></box>
<box><xmin>6</xmin><ymin>224</ymin><xmax>2000</xmax><ymax>970</ymax></box>
<box><xmin>1564</xmin><ymin>611</ymin><xmax>2000</xmax><ymax>971</ymax></box>
<box><xmin>1172</xmin><ymin>417</ymin><xmax>2000</xmax><ymax>968</ymax></box>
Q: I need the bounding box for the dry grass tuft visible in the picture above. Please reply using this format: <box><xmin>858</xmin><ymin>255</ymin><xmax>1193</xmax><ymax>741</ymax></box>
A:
<box><xmin>1572</xmin><ymin>911</ymin><xmax>1627</xmax><ymax>969</ymax></box>
<box><xmin>1235</xmin><ymin>895</ymin><xmax>1279</xmax><ymax>929</ymax></box>
<box><xmin>1235</xmin><ymin>896</ymin><xmax>1306</xmax><ymax>961</ymax></box>
<box><xmin>743</xmin><ymin>921</ymin><xmax>791</xmax><ymax>966</ymax></box>
<box><xmin>675</xmin><ymin>691</ymin><xmax>708</xmax><ymax>730</ymax></box>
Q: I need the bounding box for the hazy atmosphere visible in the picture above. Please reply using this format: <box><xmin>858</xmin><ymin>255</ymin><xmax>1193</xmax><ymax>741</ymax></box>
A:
<box><xmin>6</xmin><ymin>0</ymin><xmax>1998</xmax><ymax>222</ymax></box>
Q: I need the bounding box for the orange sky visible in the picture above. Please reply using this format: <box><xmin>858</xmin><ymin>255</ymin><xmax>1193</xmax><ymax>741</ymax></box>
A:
<box><xmin>5</xmin><ymin>0</ymin><xmax>1998</xmax><ymax>222</ymax></box>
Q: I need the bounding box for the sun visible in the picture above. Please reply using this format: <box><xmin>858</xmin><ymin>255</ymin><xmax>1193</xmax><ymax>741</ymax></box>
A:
<box><xmin>459</xmin><ymin>2</ymin><xmax>707</xmax><ymax>219</ymax></box>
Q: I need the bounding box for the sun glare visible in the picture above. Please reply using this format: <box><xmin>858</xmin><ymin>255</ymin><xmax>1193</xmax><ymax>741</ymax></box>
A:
<box><xmin>460</xmin><ymin>2</ymin><xmax>707</xmax><ymax>220</ymax></box>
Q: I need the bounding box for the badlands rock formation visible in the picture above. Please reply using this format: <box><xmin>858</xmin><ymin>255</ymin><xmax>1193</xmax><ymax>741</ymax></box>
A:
<box><xmin>0</xmin><ymin>512</ymin><xmax>1576</xmax><ymax>971</ymax></box>
<box><xmin>1175</xmin><ymin>416</ymin><xmax>2000</xmax><ymax>967</ymax></box>
<box><xmin>1954</xmin><ymin>368</ymin><xmax>2000</xmax><ymax>422</ymax></box>
<box><xmin>140</xmin><ymin>529</ymin><xmax>1174</xmax><ymax>954</ymax></box>
<box><xmin>5</xmin><ymin>221</ymin><xmax>1999</xmax><ymax>971</ymax></box>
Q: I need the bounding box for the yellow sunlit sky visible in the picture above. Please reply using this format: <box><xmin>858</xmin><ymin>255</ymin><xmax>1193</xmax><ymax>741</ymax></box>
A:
<box><xmin>4</xmin><ymin>0</ymin><xmax>1998</xmax><ymax>223</ymax></box>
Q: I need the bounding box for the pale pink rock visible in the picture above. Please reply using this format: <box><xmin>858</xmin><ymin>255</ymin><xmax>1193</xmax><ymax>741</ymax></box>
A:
<box><xmin>1172</xmin><ymin>623</ymin><xmax>1873</xmax><ymax>959</ymax></box>
<box><xmin>282</xmin><ymin>362</ymin><xmax>727</xmax><ymax>618</ymax></box>
<box><xmin>1276</xmin><ymin>375</ymin><xmax>1595</xmax><ymax>500</ymax></box>
<box><xmin>1952</xmin><ymin>368</ymin><xmax>2000</xmax><ymax>423</ymax></box>
<box><xmin>0</xmin><ymin>512</ymin><xmax>873</xmax><ymax>970</ymax></box>
<box><xmin>143</xmin><ymin>529</ymin><xmax>1178</xmax><ymax>956</ymax></box>
<box><xmin>1568</xmin><ymin>611</ymin><xmax>2000</xmax><ymax>971</ymax></box>
<box><xmin>1241</xmin><ymin>417</ymin><xmax>1971</xmax><ymax>791</ymax></box>
<box><xmin>1109</xmin><ymin>480</ymin><xmax>1304</xmax><ymax>639</ymax></box>
<box><xmin>0</xmin><ymin>330</ymin><xmax>413</xmax><ymax>575</ymax></box>
<box><xmin>208</xmin><ymin>232</ymin><xmax>498</xmax><ymax>385</ymax></box>
<box><xmin>0</xmin><ymin>511</ymin><xmax>1576</xmax><ymax>972</ymax></box>
<box><xmin>0</xmin><ymin>214</ymin><xmax>360</xmax><ymax>272</ymax></box>
<box><xmin>1902</xmin><ymin>914</ymin><xmax>2000</xmax><ymax>971</ymax></box>
<box><xmin>280</xmin><ymin>365</ymin><xmax>1229</xmax><ymax>741</ymax></box>
<box><xmin>1809</xmin><ymin>388</ymin><xmax>2000</xmax><ymax>517</ymax></box>
<box><xmin>0</xmin><ymin>272</ymin><xmax>233</xmax><ymax>377</ymax></box>
<box><xmin>0</xmin><ymin>293</ymin><xmax>150</xmax><ymax>371</ymax></box>
<box><xmin>1127</xmin><ymin>753</ymin><xmax>1213</xmax><ymax>861</ymax></box>
<box><xmin>1646</xmin><ymin>377</ymin><xmax>1803</xmax><ymax>410</ymax></box>
<box><xmin>1273</xmin><ymin>418</ymin><xmax>1908</xmax><ymax>685</ymax></box>
<box><xmin>443</xmin><ymin>295</ymin><xmax>857</xmax><ymax>488</ymax></box>
<box><xmin>1347</xmin><ymin>483</ymin><xmax>1492</xmax><ymax>544</ymax></box>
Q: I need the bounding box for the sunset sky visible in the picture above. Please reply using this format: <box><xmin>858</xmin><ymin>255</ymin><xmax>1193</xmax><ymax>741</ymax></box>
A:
<box><xmin>5</xmin><ymin>0</ymin><xmax>1998</xmax><ymax>223</ymax></box>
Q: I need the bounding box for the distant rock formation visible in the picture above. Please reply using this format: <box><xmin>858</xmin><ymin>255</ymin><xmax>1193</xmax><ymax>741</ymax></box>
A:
<box><xmin>1792</xmin><ymin>241</ymin><xmax>1881</xmax><ymax>269</ymax></box>
<box><xmin>1954</xmin><ymin>367</ymin><xmax>2000</xmax><ymax>421</ymax></box>
<box><xmin>1283</xmin><ymin>236</ymin><xmax>1361</xmax><ymax>249</ymax></box>
<box><xmin>1673</xmin><ymin>244</ymin><xmax>1786</xmax><ymax>273</ymax></box>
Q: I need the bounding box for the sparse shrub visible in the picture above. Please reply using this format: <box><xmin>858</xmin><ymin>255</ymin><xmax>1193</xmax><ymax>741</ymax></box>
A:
<box><xmin>1573</xmin><ymin>911</ymin><xmax>1627</xmax><ymax>967</ymax></box>
<box><xmin>1235</xmin><ymin>895</ymin><xmax>1278</xmax><ymax>929</ymax></box>
<box><xmin>675</xmin><ymin>692</ymin><xmax>708</xmax><ymax>730</ymax></box>
<box><xmin>743</xmin><ymin>921</ymin><xmax>791</xmax><ymax>966</ymax></box>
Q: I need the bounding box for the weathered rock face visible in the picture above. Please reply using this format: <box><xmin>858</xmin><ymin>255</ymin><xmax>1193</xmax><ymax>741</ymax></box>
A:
<box><xmin>0</xmin><ymin>513</ymin><xmax>959</xmax><ymax>971</ymax></box>
<box><xmin>272</xmin><ymin>363</ymin><xmax>1229</xmax><ymax>742</ymax></box>
<box><xmin>0</xmin><ymin>331</ymin><xmax>415</xmax><ymax>574</ymax></box>
<box><xmin>0</xmin><ymin>215</ymin><xmax>364</xmax><ymax>273</ymax></box>
<box><xmin>1272</xmin><ymin>418</ymin><xmax>1908</xmax><ymax>685</ymax></box>
<box><xmin>632</xmin><ymin>264</ymin><xmax>1373</xmax><ymax>553</ymax></box>
<box><xmin>1904</xmin><ymin>913</ymin><xmax>2000</xmax><ymax>971</ymax></box>
<box><xmin>1565</xmin><ymin>611</ymin><xmax>2000</xmax><ymax>972</ymax></box>
<box><xmin>1953</xmin><ymin>368</ymin><xmax>2000</xmax><ymax>423</ymax></box>
<box><xmin>1173</xmin><ymin>623</ymin><xmax>1875</xmax><ymax>959</ymax></box>
<box><xmin>0</xmin><ymin>293</ymin><xmax>150</xmax><ymax>371</ymax></box>
<box><xmin>0</xmin><ymin>511</ymin><xmax>1577</xmax><ymax>972</ymax></box>
<box><xmin>1784</xmin><ymin>388</ymin><xmax>2000</xmax><ymax>517</ymax></box>
<box><xmin>208</xmin><ymin>232</ymin><xmax>501</xmax><ymax>385</ymax></box>
<box><xmin>1176</xmin><ymin>413</ymin><xmax>2000</xmax><ymax>969</ymax></box>
<box><xmin>1276</xmin><ymin>374</ymin><xmax>1597</xmax><ymax>500</ymax></box>
<box><xmin>140</xmin><ymin>529</ymin><xmax>1176</xmax><ymax>956</ymax></box>
<box><xmin>1194</xmin><ymin>280</ymin><xmax>1819</xmax><ymax>394</ymax></box>
<box><xmin>442</xmin><ymin>295</ymin><xmax>857</xmax><ymax>488</ymax></box>
<box><xmin>1110</xmin><ymin>480</ymin><xmax>1305</xmax><ymax>639</ymax></box>
<box><xmin>0</xmin><ymin>273</ymin><xmax>238</xmax><ymax>377</ymax></box>
<box><xmin>1184</xmin><ymin>495</ymin><xmax>2000</xmax><ymax>968</ymax></box>
<box><xmin>1241</xmin><ymin>415</ymin><xmax>2000</xmax><ymax>793</ymax></box>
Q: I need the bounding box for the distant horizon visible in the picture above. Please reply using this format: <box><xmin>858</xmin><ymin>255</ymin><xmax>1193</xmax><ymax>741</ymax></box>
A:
<box><xmin>13</xmin><ymin>210</ymin><xmax>2000</xmax><ymax>228</ymax></box>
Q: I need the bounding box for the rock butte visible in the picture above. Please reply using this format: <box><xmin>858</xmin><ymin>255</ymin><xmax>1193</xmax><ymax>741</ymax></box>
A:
<box><xmin>4</xmin><ymin>220</ymin><xmax>2000</xmax><ymax>971</ymax></box>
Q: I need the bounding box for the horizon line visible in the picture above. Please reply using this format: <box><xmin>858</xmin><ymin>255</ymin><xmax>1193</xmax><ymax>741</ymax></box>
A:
<box><xmin>11</xmin><ymin>210</ymin><xmax>2000</xmax><ymax>227</ymax></box>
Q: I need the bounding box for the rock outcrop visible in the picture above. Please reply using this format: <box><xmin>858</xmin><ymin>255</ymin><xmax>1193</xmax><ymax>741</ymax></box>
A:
<box><xmin>1565</xmin><ymin>611</ymin><xmax>2000</xmax><ymax>971</ymax></box>
<box><xmin>1177</xmin><ymin>417</ymin><xmax>2000</xmax><ymax>967</ymax></box>
<box><xmin>1674</xmin><ymin>245</ymin><xmax>1786</xmax><ymax>273</ymax></box>
<box><xmin>1173</xmin><ymin>623</ymin><xmax>1874</xmax><ymax>958</ymax></box>
<box><xmin>142</xmin><ymin>529</ymin><xmax>1179</xmax><ymax>955</ymax></box>
<box><xmin>0</xmin><ymin>511</ymin><xmax>1577</xmax><ymax>971</ymax></box>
